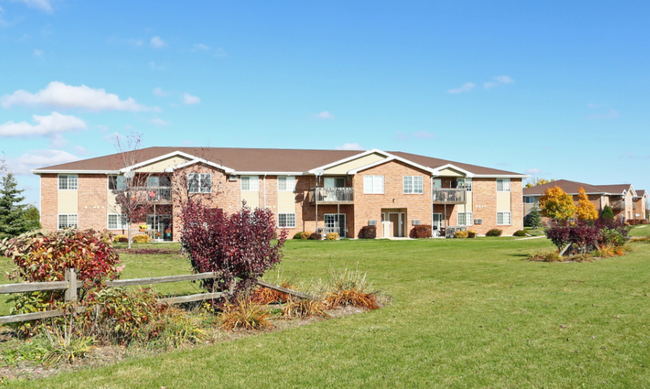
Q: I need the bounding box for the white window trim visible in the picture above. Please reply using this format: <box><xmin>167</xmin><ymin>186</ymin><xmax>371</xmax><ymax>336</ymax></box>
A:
<box><xmin>458</xmin><ymin>178</ymin><xmax>472</xmax><ymax>192</ymax></box>
<box><xmin>278</xmin><ymin>213</ymin><xmax>296</xmax><ymax>228</ymax></box>
<box><xmin>497</xmin><ymin>211</ymin><xmax>512</xmax><ymax>226</ymax></box>
<box><xmin>458</xmin><ymin>212</ymin><xmax>473</xmax><ymax>226</ymax></box>
<box><xmin>277</xmin><ymin>176</ymin><xmax>296</xmax><ymax>192</ymax></box>
<box><xmin>497</xmin><ymin>178</ymin><xmax>511</xmax><ymax>192</ymax></box>
<box><xmin>241</xmin><ymin>176</ymin><xmax>260</xmax><ymax>192</ymax></box>
<box><xmin>188</xmin><ymin>173</ymin><xmax>212</xmax><ymax>193</ymax></box>
<box><xmin>107</xmin><ymin>214</ymin><xmax>128</xmax><ymax>230</ymax></box>
<box><xmin>363</xmin><ymin>175</ymin><xmax>384</xmax><ymax>194</ymax></box>
<box><xmin>58</xmin><ymin>174</ymin><xmax>78</xmax><ymax>191</ymax></box>
<box><xmin>57</xmin><ymin>214</ymin><xmax>78</xmax><ymax>230</ymax></box>
<box><xmin>403</xmin><ymin>176</ymin><xmax>424</xmax><ymax>194</ymax></box>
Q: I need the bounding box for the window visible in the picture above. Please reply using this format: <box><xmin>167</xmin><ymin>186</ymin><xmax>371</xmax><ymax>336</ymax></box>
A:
<box><xmin>433</xmin><ymin>179</ymin><xmax>442</xmax><ymax>188</ymax></box>
<box><xmin>525</xmin><ymin>197</ymin><xmax>535</xmax><ymax>204</ymax></box>
<box><xmin>278</xmin><ymin>213</ymin><xmax>296</xmax><ymax>228</ymax></box>
<box><xmin>58</xmin><ymin>214</ymin><xmax>78</xmax><ymax>229</ymax></box>
<box><xmin>278</xmin><ymin>176</ymin><xmax>296</xmax><ymax>192</ymax></box>
<box><xmin>457</xmin><ymin>178</ymin><xmax>472</xmax><ymax>191</ymax></box>
<box><xmin>108</xmin><ymin>214</ymin><xmax>128</xmax><ymax>230</ymax></box>
<box><xmin>324</xmin><ymin>177</ymin><xmax>345</xmax><ymax>188</ymax></box>
<box><xmin>497</xmin><ymin>179</ymin><xmax>511</xmax><ymax>192</ymax></box>
<box><xmin>458</xmin><ymin>212</ymin><xmax>473</xmax><ymax>226</ymax></box>
<box><xmin>241</xmin><ymin>176</ymin><xmax>259</xmax><ymax>191</ymax></box>
<box><xmin>188</xmin><ymin>173</ymin><xmax>212</xmax><ymax>193</ymax></box>
<box><xmin>497</xmin><ymin>212</ymin><xmax>511</xmax><ymax>225</ymax></box>
<box><xmin>363</xmin><ymin>175</ymin><xmax>384</xmax><ymax>194</ymax></box>
<box><xmin>58</xmin><ymin>175</ymin><xmax>78</xmax><ymax>190</ymax></box>
<box><xmin>108</xmin><ymin>175</ymin><xmax>127</xmax><ymax>191</ymax></box>
<box><xmin>403</xmin><ymin>176</ymin><xmax>424</xmax><ymax>194</ymax></box>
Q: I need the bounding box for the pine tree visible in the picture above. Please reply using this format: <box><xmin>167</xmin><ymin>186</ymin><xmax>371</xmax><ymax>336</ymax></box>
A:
<box><xmin>0</xmin><ymin>171</ymin><xmax>30</xmax><ymax>239</ymax></box>
<box><xmin>525</xmin><ymin>208</ymin><xmax>543</xmax><ymax>228</ymax></box>
<box><xmin>601</xmin><ymin>205</ymin><xmax>614</xmax><ymax>220</ymax></box>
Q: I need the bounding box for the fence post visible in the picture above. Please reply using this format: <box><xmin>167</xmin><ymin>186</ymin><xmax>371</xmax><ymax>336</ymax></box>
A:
<box><xmin>64</xmin><ymin>269</ymin><xmax>77</xmax><ymax>302</ymax></box>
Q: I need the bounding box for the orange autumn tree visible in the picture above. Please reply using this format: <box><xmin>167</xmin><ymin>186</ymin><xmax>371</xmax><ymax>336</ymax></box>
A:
<box><xmin>575</xmin><ymin>186</ymin><xmax>598</xmax><ymax>221</ymax></box>
<box><xmin>539</xmin><ymin>186</ymin><xmax>576</xmax><ymax>221</ymax></box>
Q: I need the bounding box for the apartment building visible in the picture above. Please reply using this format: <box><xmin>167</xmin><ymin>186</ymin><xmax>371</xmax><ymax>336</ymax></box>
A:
<box><xmin>34</xmin><ymin>147</ymin><xmax>529</xmax><ymax>240</ymax></box>
<box><xmin>523</xmin><ymin>180</ymin><xmax>648</xmax><ymax>222</ymax></box>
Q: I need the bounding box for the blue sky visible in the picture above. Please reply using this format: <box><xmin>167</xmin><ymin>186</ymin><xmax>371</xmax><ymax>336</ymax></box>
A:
<box><xmin>1</xmin><ymin>0</ymin><xmax>649</xmax><ymax>206</ymax></box>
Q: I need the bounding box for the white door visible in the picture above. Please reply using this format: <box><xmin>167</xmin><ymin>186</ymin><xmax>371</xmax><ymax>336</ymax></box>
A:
<box><xmin>324</xmin><ymin>213</ymin><xmax>346</xmax><ymax>237</ymax></box>
<box><xmin>433</xmin><ymin>213</ymin><xmax>443</xmax><ymax>232</ymax></box>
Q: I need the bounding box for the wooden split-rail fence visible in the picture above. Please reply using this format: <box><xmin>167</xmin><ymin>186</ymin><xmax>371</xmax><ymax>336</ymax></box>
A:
<box><xmin>0</xmin><ymin>270</ymin><xmax>312</xmax><ymax>325</ymax></box>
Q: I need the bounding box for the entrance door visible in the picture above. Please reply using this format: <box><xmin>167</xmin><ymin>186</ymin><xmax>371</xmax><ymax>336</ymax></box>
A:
<box><xmin>147</xmin><ymin>215</ymin><xmax>173</xmax><ymax>241</ymax></box>
<box><xmin>324</xmin><ymin>213</ymin><xmax>346</xmax><ymax>237</ymax></box>
<box><xmin>433</xmin><ymin>213</ymin><xmax>443</xmax><ymax>232</ymax></box>
<box><xmin>389</xmin><ymin>212</ymin><xmax>405</xmax><ymax>237</ymax></box>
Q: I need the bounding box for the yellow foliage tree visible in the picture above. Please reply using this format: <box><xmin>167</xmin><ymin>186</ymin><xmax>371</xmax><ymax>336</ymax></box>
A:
<box><xmin>539</xmin><ymin>186</ymin><xmax>576</xmax><ymax>221</ymax></box>
<box><xmin>575</xmin><ymin>186</ymin><xmax>598</xmax><ymax>221</ymax></box>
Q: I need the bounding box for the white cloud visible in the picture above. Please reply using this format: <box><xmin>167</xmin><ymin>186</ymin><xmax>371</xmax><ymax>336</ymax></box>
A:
<box><xmin>412</xmin><ymin>131</ymin><xmax>435</xmax><ymax>139</ymax></box>
<box><xmin>150</xmin><ymin>36</ymin><xmax>167</xmax><ymax>48</ymax></box>
<box><xmin>12</xmin><ymin>0</ymin><xmax>53</xmax><ymax>13</ymax></box>
<box><xmin>526</xmin><ymin>168</ymin><xmax>542</xmax><ymax>175</ymax></box>
<box><xmin>33</xmin><ymin>49</ymin><xmax>42</xmax><ymax>57</ymax></box>
<box><xmin>314</xmin><ymin>111</ymin><xmax>334</xmax><ymax>120</ymax></box>
<box><xmin>334</xmin><ymin>143</ymin><xmax>364</xmax><ymax>151</ymax></box>
<box><xmin>183</xmin><ymin>93</ymin><xmax>201</xmax><ymax>105</ymax></box>
<box><xmin>484</xmin><ymin>75</ymin><xmax>514</xmax><ymax>89</ymax></box>
<box><xmin>153</xmin><ymin>87</ymin><xmax>170</xmax><ymax>97</ymax></box>
<box><xmin>1</xmin><ymin>81</ymin><xmax>159</xmax><ymax>112</ymax></box>
<box><xmin>9</xmin><ymin>149</ymin><xmax>80</xmax><ymax>175</ymax></box>
<box><xmin>149</xmin><ymin>117</ymin><xmax>171</xmax><ymax>127</ymax></box>
<box><xmin>448</xmin><ymin>82</ymin><xmax>475</xmax><ymax>94</ymax></box>
<box><xmin>193</xmin><ymin>43</ymin><xmax>210</xmax><ymax>51</ymax></box>
<box><xmin>0</xmin><ymin>112</ymin><xmax>86</xmax><ymax>137</ymax></box>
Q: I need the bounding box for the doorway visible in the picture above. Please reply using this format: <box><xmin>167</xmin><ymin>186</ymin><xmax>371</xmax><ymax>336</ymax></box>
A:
<box><xmin>324</xmin><ymin>213</ymin><xmax>346</xmax><ymax>237</ymax></box>
<box><xmin>147</xmin><ymin>214</ymin><xmax>173</xmax><ymax>241</ymax></box>
<box><xmin>388</xmin><ymin>212</ymin><xmax>405</xmax><ymax>237</ymax></box>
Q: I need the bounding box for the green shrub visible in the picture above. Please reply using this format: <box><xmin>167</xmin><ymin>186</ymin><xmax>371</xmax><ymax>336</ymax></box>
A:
<box><xmin>454</xmin><ymin>231</ymin><xmax>468</xmax><ymax>239</ymax></box>
<box><xmin>600</xmin><ymin>227</ymin><xmax>626</xmax><ymax>247</ymax></box>
<box><xmin>410</xmin><ymin>225</ymin><xmax>432</xmax><ymax>238</ymax></box>
<box><xmin>524</xmin><ymin>208</ymin><xmax>542</xmax><ymax>228</ymax></box>
<box><xmin>293</xmin><ymin>232</ymin><xmax>304</xmax><ymax>239</ymax></box>
<box><xmin>514</xmin><ymin>230</ymin><xmax>526</xmax><ymax>237</ymax></box>
<box><xmin>133</xmin><ymin>234</ymin><xmax>150</xmax><ymax>243</ymax></box>
<box><xmin>486</xmin><ymin>229</ymin><xmax>502</xmax><ymax>237</ymax></box>
<box><xmin>326</xmin><ymin>232</ymin><xmax>339</xmax><ymax>240</ymax></box>
<box><xmin>602</xmin><ymin>205</ymin><xmax>614</xmax><ymax>220</ymax></box>
<box><xmin>359</xmin><ymin>225</ymin><xmax>376</xmax><ymax>239</ymax></box>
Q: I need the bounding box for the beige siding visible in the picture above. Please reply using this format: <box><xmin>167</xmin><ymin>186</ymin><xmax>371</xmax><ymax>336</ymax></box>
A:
<box><xmin>241</xmin><ymin>191</ymin><xmax>259</xmax><ymax>208</ymax></box>
<box><xmin>496</xmin><ymin>191</ymin><xmax>511</xmax><ymax>212</ymax></box>
<box><xmin>107</xmin><ymin>191</ymin><xmax>119</xmax><ymax>214</ymax></box>
<box><xmin>438</xmin><ymin>168</ymin><xmax>464</xmax><ymax>177</ymax></box>
<box><xmin>58</xmin><ymin>190</ymin><xmax>78</xmax><ymax>214</ymax></box>
<box><xmin>324</xmin><ymin>153</ymin><xmax>387</xmax><ymax>174</ymax></box>
<box><xmin>277</xmin><ymin>191</ymin><xmax>296</xmax><ymax>213</ymax></box>
<box><xmin>461</xmin><ymin>189</ymin><xmax>473</xmax><ymax>221</ymax></box>
<box><xmin>136</xmin><ymin>156</ymin><xmax>191</xmax><ymax>173</ymax></box>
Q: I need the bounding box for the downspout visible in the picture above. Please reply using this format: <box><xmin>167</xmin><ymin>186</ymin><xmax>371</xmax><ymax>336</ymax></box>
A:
<box><xmin>263</xmin><ymin>174</ymin><xmax>267</xmax><ymax>209</ymax></box>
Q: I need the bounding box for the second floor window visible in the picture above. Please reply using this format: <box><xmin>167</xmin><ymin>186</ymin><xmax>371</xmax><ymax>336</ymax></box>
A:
<box><xmin>525</xmin><ymin>196</ymin><xmax>535</xmax><ymax>204</ymax></box>
<box><xmin>457</xmin><ymin>178</ymin><xmax>472</xmax><ymax>191</ymax></box>
<box><xmin>188</xmin><ymin>173</ymin><xmax>212</xmax><ymax>193</ymax></box>
<box><xmin>363</xmin><ymin>175</ymin><xmax>384</xmax><ymax>194</ymax></box>
<box><xmin>108</xmin><ymin>175</ymin><xmax>127</xmax><ymax>191</ymax></box>
<box><xmin>58</xmin><ymin>175</ymin><xmax>78</xmax><ymax>190</ymax></box>
<box><xmin>278</xmin><ymin>176</ymin><xmax>296</xmax><ymax>192</ymax></box>
<box><xmin>241</xmin><ymin>176</ymin><xmax>259</xmax><ymax>191</ymax></box>
<box><xmin>497</xmin><ymin>179</ymin><xmax>511</xmax><ymax>192</ymax></box>
<box><xmin>403</xmin><ymin>176</ymin><xmax>424</xmax><ymax>194</ymax></box>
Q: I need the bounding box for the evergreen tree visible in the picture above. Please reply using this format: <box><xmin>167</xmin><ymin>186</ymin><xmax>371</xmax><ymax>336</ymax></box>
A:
<box><xmin>525</xmin><ymin>208</ymin><xmax>543</xmax><ymax>228</ymax></box>
<box><xmin>0</xmin><ymin>170</ymin><xmax>30</xmax><ymax>239</ymax></box>
<box><xmin>601</xmin><ymin>205</ymin><xmax>614</xmax><ymax>220</ymax></box>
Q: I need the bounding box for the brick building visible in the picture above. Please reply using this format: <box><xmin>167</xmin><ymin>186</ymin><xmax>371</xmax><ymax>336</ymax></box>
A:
<box><xmin>33</xmin><ymin>147</ymin><xmax>529</xmax><ymax>240</ymax></box>
<box><xmin>523</xmin><ymin>180</ymin><xmax>648</xmax><ymax>223</ymax></box>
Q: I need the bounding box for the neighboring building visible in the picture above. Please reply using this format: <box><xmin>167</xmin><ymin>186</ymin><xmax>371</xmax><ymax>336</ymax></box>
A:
<box><xmin>523</xmin><ymin>179</ymin><xmax>648</xmax><ymax>222</ymax></box>
<box><xmin>33</xmin><ymin>147</ymin><xmax>529</xmax><ymax>240</ymax></box>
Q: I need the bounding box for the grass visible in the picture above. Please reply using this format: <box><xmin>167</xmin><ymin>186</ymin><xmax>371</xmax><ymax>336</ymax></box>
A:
<box><xmin>1</xmin><ymin>228</ymin><xmax>650</xmax><ymax>387</ymax></box>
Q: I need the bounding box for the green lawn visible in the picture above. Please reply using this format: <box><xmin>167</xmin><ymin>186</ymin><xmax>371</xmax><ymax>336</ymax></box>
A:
<box><xmin>2</xmin><ymin>229</ymin><xmax>650</xmax><ymax>388</ymax></box>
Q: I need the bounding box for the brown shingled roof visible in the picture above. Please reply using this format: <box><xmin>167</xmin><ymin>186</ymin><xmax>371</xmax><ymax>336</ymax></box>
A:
<box><xmin>523</xmin><ymin>180</ymin><xmax>606</xmax><ymax>196</ymax></box>
<box><xmin>592</xmin><ymin>184</ymin><xmax>633</xmax><ymax>195</ymax></box>
<box><xmin>35</xmin><ymin>147</ymin><xmax>526</xmax><ymax>176</ymax></box>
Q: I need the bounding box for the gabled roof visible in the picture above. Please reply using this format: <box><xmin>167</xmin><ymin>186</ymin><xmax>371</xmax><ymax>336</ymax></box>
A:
<box><xmin>523</xmin><ymin>180</ymin><xmax>606</xmax><ymax>196</ymax></box>
<box><xmin>593</xmin><ymin>184</ymin><xmax>635</xmax><ymax>196</ymax></box>
<box><xmin>32</xmin><ymin>146</ymin><xmax>527</xmax><ymax>177</ymax></box>
<box><xmin>637</xmin><ymin>190</ymin><xmax>647</xmax><ymax>198</ymax></box>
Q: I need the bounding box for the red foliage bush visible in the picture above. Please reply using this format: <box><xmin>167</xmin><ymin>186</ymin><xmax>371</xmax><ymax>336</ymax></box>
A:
<box><xmin>358</xmin><ymin>225</ymin><xmax>376</xmax><ymax>239</ymax></box>
<box><xmin>410</xmin><ymin>225</ymin><xmax>432</xmax><ymax>238</ymax></box>
<box><xmin>0</xmin><ymin>229</ymin><xmax>122</xmax><ymax>287</ymax></box>
<box><xmin>180</xmin><ymin>200</ymin><xmax>288</xmax><ymax>294</ymax></box>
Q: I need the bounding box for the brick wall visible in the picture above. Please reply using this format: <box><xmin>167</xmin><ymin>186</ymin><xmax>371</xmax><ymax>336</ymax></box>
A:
<box><xmin>40</xmin><ymin>174</ymin><xmax>58</xmax><ymax>232</ymax></box>
<box><xmin>78</xmin><ymin>174</ymin><xmax>109</xmax><ymax>231</ymax></box>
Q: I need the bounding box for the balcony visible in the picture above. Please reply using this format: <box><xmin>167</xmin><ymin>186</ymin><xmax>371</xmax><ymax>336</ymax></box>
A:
<box><xmin>309</xmin><ymin>187</ymin><xmax>354</xmax><ymax>205</ymax></box>
<box><xmin>432</xmin><ymin>188</ymin><xmax>466</xmax><ymax>204</ymax></box>
<box><xmin>609</xmin><ymin>199</ymin><xmax>624</xmax><ymax>210</ymax></box>
<box><xmin>139</xmin><ymin>187</ymin><xmax>172</xmax><ymax>204</ymax></box>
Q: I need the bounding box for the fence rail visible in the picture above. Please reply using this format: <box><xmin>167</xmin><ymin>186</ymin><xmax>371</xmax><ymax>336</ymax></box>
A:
<box><xmin>0</xmin><ymin>270</ymin><xmax>309</xmax><ymax>324</ymax></box>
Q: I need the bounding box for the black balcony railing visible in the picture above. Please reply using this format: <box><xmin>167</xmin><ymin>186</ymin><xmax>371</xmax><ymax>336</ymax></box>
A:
<box><xmin>432</xmin><ymin>188</ymin><xmax>466</xmax><ymax>204</ymax></box>
<box><xmin>309</xmin><ymin>187</ymin><xmax>354</xmax><ymax>204</ymax></box>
